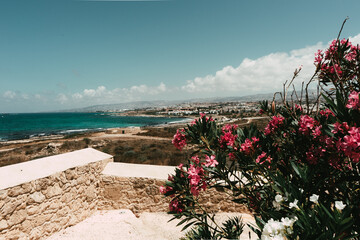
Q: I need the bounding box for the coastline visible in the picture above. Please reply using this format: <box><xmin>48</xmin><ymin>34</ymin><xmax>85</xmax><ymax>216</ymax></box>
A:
<box><xmin>0</xmin><ymin>113</ymin><xmax>192</xmax><ymax>145</ymax></box>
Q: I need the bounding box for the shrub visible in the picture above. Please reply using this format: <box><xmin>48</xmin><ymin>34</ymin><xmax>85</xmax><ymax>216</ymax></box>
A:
<box><xmin>161</xmin><ymin>22</ymin><xmax>360</xmax><ymax>239</ymax></box>
<box><xmin>83</xmin><ymin>137</ymin><xmax>91</xmax><ymax>145</ymax></box>
<box><xmin>123</xmin><ymin>150</ymin><xmax>136</xmax><ymax>158</ymax></box>
<box><xmin>114</xmin><ymin>146</ymin><xmax>124</xmax><ymax>155</ymax></box>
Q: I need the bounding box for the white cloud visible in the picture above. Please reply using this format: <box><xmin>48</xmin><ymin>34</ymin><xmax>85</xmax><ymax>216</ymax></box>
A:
<box><xmin>181</xmin><ymin>43</ymin><xmax>326</xmax><ymax>95</ymax></box>
<box><xmin>181</xmin><ymin>33</ymin><xmax>360</xmax><ymax>96</ymax></box>
<box><xmin>83</xmin><ymin>86</ymin><xmax>107</xmax><ymax>97</ymax></box>
<box><xmin>70</xmin><ymin>82</ymin><xmax>167</xmax><ymax>104</ymax></box>
<box><xmin>56</xmin><ymin>93</ymin><xmax>68</xmax><ymax>104</ymax></box>
<box><xmin>129</xmin><ymin>82</ymin><xmax>166</xmax><ymax>95</ymax></box>
<box><xmin>3</xmin><ymin>91</ymin><xmax>16</xmax><ymax>99</ymax></box>
<box><xmin>72</xmin><ymin>93</ymin><xmax>83</xmax><ymax>100</ymax></box>
<box><xmin>350</xmin><ymin>34</ymin><xmax>360</xmax><ymax>45</ymax></box>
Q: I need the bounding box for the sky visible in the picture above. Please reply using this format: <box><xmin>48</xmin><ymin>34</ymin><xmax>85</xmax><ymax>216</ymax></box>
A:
<box><xmin>1</xmin><ymin>0</ymin><xmax>360</xmax><ymax>113</ymax></box>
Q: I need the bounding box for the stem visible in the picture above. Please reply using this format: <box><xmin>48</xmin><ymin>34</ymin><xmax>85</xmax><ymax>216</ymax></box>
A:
<box><xmin>336</xmin><ymin>17</ymin><xmax>349</xmax><ymax>41</ymax></box>
<box><xmin>305</xmin><ymin>70</ymin><xmax>319</xmax><ymax>114</ymax></box>
<box><xmin>193</xmin><ymin>199</ymin><xmax>224</xmax><ymax>233</ymax></box>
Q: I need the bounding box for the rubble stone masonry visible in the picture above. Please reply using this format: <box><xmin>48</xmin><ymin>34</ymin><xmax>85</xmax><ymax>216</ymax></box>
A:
<box><xmin>99</xmin><ymin>175</ymin><xmax>248</xmax><ymax>214</ymax></box>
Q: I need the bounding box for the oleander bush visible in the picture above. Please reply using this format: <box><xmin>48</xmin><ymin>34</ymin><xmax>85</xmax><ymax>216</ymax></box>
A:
<box><xmin>161</xmin><ymin>23</ymin><xmax>360</xmax><ymax>239</ymax></box>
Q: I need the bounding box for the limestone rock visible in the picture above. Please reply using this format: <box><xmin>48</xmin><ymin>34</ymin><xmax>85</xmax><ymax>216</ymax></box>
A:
<box><xmin>0</xmin><ymin>190</ymin><xmax>7</xmax><ymax>200</ymax></box>
<box><xmin>35</xmin><ymin>178</ymin><xmax>52</xmax><ymax>191</ymax></box>
<box><xmin>29</xmin><ymin>192</ymin><xmax>45</xmax><ymax>203</ymax></box>
<box><xmin>65</xmin><ymin>170</ymin><xmax>76</xmax><ymax>180</ymax></box>
<box><xmin>0</xmin><ymin>219</ymin><xmax>8</xmax><ymax>231</ymax></box>
<box><xmin>32</xmin><ymin>214</ymin><xmax>50</xmax><ymax>226</ymax></box>
<box><xmin>7</xmin><ymin>209</ymin><xmax>27</xmax><ymax>227</ymax></box>
<box><xmin>1</xmin><ymin>199</ymin><xmax>21</xmax><ymax>216</ymax></box>
<box><xmin>4</xmin><ymin>230</ymin><xmax>27</xmax><ymax>240</ymax></box>
<box><xmin>21</xmin><ymin>219</ymin><xmax>33</xmax><ymax>233</ymax></box>
<box><xmin>29</xmin><ymin>227</ymin><xmax>42</xmax><ymax>240</ymax></box>
<box><xmin>7</xmin><ymin>186</ymin><xmax>27</xmax><ymax>197</ymax></box>
<box><xmin>44</xmin><ymin>184</ymin><xmax>62</xmax><ymax>198</ymax></box>
<box><xmin>84</xmin><ymin>185</ymin><xmax>96</xmax><ymax>201</ymax></box>
<box><xmin>26</xmin><ymin>205</ymin><xmax>39</xmax><ymax>216</ymax></box>
<box><xmin>48</xmin><ymin>199</ymin><xmax>61</xmax><ymax>210</ymax></box>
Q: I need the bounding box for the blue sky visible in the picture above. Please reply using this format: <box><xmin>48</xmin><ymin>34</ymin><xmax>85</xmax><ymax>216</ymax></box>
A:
<box><xmin>1</xmin><ymin>0</ymin><xmax>360</xmax><ymax>112</ymax></box>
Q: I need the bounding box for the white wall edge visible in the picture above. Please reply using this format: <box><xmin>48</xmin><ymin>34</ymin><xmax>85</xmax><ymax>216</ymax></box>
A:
<box><xmin>102</xmin><ymin>162</ymin><xmax>176</xmax><ymax>180</ymax></box>
<box><xmin>0</xmin><ymin>148</ymin><xmax>113</xmax><ymax>190</ymax></box>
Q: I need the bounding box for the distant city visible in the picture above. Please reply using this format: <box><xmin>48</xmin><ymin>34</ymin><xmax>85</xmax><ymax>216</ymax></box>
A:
<box><xmin>64</xmin><ymin>90</ymin><xmax>319</xmax><ymax>118</ymax></box>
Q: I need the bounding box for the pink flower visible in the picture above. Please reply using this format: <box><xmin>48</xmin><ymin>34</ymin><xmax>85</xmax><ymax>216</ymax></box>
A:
<box><xmin>200</xmin><ymin>113</ymin><xmax>214</xmax><ymax>122</ymax></box>
<box><xmin>187</xmin><ymin>164</ymin><xmax>204</xmax><ymax>186</ymax></box>
<box><xmin>312</xmin><ymin>126</ymin><xmax>322</xmax><ymax>138</ymax></box>
<box><xmin>332</xmin><ymin>122</ymin><xmax>350</xmax><ymax>134</ymax></box>
<box><xmin>190</xmin><ymin>186</ymin><xmax>200</xmax><ymax>196</ymax></box>
<box><xmin>255</xmin><ymin>152</ymin><xmax>272</xmax><ymax>165</ymax></box>
<box><xmin>172</xmin><ymin>129</ymin><xmax>187</xmax><ymax>150</ymax></box>
<box><xmin>299</xmin><ymin>115</ymin><xmax>317</xmax><ymax>135</ymax></box>
<box><xmin>159</xmin><ymin>185</ymin><xmax>173</xmax><ymax>194</ymax></box>
<box><xmin>295</xmin><ymin>104</ymin><xmax>303</xmax><ymax>112</ymax></box>
<box><xmin>191</xmin><ymin>155</ymin><xmax>200</xmax><ymax>164</ymax></box>
<box><xmin>220</xmin><ymin>131</ymin><xmax>237</xmax><ymax>149</ymax></box>
<box><xmin>159</xmin><ymin>186</ymin><xmax>167</xmax><ymax>194</ymax></box>
<box><xmin>337</xmin><ymin>127</ymin><xmax>360</xmax><ymax>163</ymax></box>
<box><xmin>314</xmin><ymin>49</ymin><xmax>323</xmax><ymax>65</ymax></box>
<box><xmin>201</xmin><ymin>182</ymin><xmax>207</xmax><ymax>191</ymax></box>
<box><xmin>222</xmin><ymin>124</ymin><xmax>238</xmax><ymax>132</ymax></box>
<box><xmin>169</xmin><ymin>199</ymin><xmax>183</xmax><ymax>213</ymax></box>
<box><xmin>346</xmin><ymin>91</ymin><xmax>360</xmax><ymax>110</ymax></box>
<box><xmin>264</xmin><ymin>115</ymin><xmax>285</xmax><ymax>135</ymax></box>
<box><xmin>177</xmin><ymin>163</ymin><xmax>184</xmax><ymax>169</ymax></box>
<box><xmin>205</xmin><ymin>155</ymin><xmax>218</xmax><ymax>167</ymax></box>
<box><xmin>240</xmin><ymin>137</ymin><xmax>259</xmax><ymax>155</ymax></box>
<box><xmin>228</xmin><ymin>152</ymin><xmax>236</xmax><ymax>160</ymax></box>
<box><xmin>190</xmin><ymin>119</ymin><xmax>198</xmax><ymax>126</ymax></box>
<box><xmin>320</xmin><ymin>109</ymin><xmax>335</xmax><ymax>118</ymax></box>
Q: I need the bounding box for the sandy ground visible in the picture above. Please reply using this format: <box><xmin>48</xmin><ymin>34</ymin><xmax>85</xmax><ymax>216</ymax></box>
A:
<box><xmin>47</xmin><ymin>210</ymin><xmax>257</xmax><ymax>240</ymax></box>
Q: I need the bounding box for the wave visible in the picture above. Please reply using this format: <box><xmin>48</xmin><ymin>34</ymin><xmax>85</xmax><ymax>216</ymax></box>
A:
<box><xmin>29</xmin><ymin>133</ymin><xmax>47</xmax><ymax>138</ymax></box>
<box><xmin>59</xmin><ymin>128</ymin><xmax>104</xmax><ymax>134</ymax></box>
<box><xmin>59</xmin><ymin>129</ymin><xmax>90</xmax><ymax>134</ymax></box>
<box><xmin>168</xmin><ymin>118</ymin><xmax>193</xmax><ymax>124</ymax></box>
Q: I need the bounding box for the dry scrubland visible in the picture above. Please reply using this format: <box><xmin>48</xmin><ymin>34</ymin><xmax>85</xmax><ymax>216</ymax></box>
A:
<box><xmin>0</xmin><ymin>118</ymin><xmax>268</xmax><ymax>168</ymax></box>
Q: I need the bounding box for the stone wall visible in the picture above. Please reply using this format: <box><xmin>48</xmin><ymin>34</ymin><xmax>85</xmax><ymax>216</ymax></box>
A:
<box><xmin>0</xmin><ymin>151</ymin><xmax>248</xmax><ymax>240</ymax></box>
<box><xmin>99</xmin><ymin>175</ymin><xmax>249</xmax><ymax>215</ymax></box>
<box><xmin>0</xmin><ymin>149</ymin><xmax>112</xmax><ymax>240</ymax></box>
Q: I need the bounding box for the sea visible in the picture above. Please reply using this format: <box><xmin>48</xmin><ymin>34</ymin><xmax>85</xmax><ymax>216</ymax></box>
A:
<box><xmin>0</xmin><ymin>112</ymin><xmax>186</xmax><ymax>142</ymax></box>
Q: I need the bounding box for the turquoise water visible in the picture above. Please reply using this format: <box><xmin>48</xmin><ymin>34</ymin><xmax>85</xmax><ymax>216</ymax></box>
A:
<box><xmin>0</xmin><ymin>112</ymin><xmax>185</xmax><ymax>141</ymax></box>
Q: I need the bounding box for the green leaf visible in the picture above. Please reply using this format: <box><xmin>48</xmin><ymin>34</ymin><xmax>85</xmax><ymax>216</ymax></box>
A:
<box><xmin>290</xmin><ymin>161</ymin><xmax>301</xmax><ymax>177</ymax></box>
<box><xmin>320</xmin><ymin>204</ymin><xmax>335</xmax><ymax>221</ymax></box>
<box><xmin>181</xmin><ymin>221</ymin><xmax>197</xmax><ymax>231</ymax></box>
<box><xmin>176</xmin><ymin>217</ymin><xmax>190</xmax><ymax>227</ymax></box>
